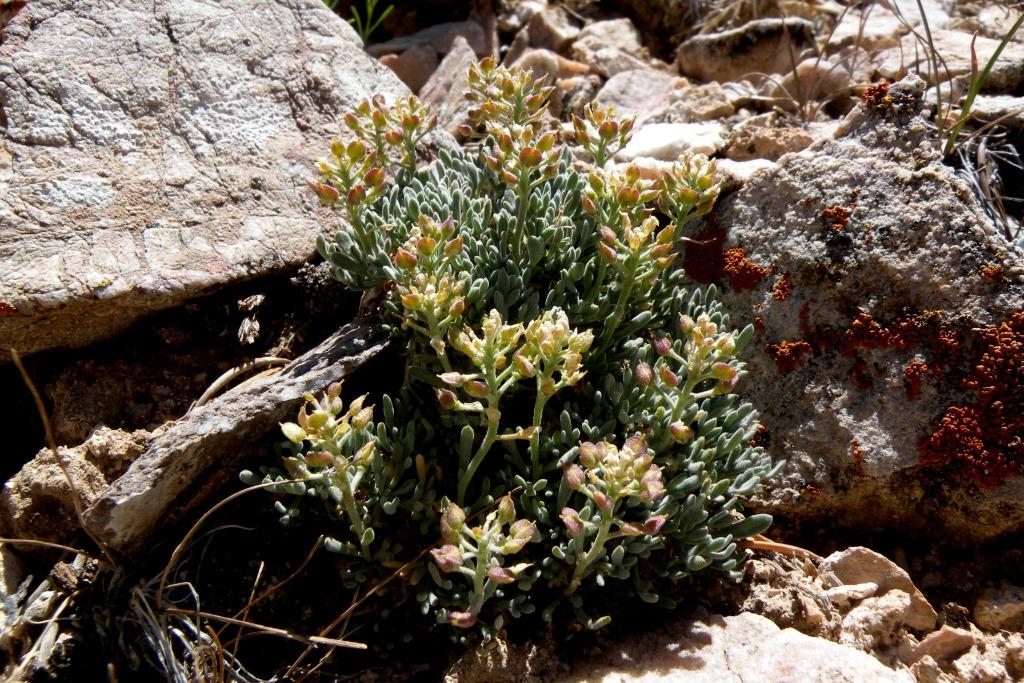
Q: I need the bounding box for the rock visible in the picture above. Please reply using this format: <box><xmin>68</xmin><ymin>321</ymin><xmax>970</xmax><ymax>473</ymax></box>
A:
<box><xmin>614</xmin><ymin>122</ymin><xmax>727</xmax><ymax>162</ymax></box>
<box><xmin>967</xmin><ymin>95</ymin><xmax>1024</xmax><ymax>131</ymax></box>
<box><xmin>875</xmin><ymin>30</ymin><xmax>1024</xmax><ymax>92</ymax></box>
<box><xmin>572</xmin><ymin>18</ymin><xmax>649</xmax><ymax>78</ymax></box>
<box><xmin>726</xmin><ymin>123</ymin><xmax>816</xmax><ymax>162</ymax></box>
<box><xmin>828</xmin><ymin>582</ymin><xmax>880</xmax><ymax>609</ymax></box>
<box><xmin>976</xmin><ymin>5</ymin><xmax>1023</xmax><ymax>42</ymax></box>
<box><xmin>735</xmin><ymin>557</ymin><xmax>841</xmax><ymax>638</ymax></box>
<box><xmin>0</xmin><ymin>430</ymin><xmax>143</xmax><ymax>545</ymax></box>
<box><xmin>821</xmin><ymin>548</ymin><xmax>937</xmax><ymax>632</ymax></box>
<box><xmin>829</xmin><ymin>7</ymin><xmax>907</xmax><ymax>52</ymax></box>
<box><xmin>379</xmin><ymin>44</ymin><xmax>439</xmax><ymax>94</ymax></box>
<box><xmin>715</xmin><ymin>158</ymin><xmax>778</xmax><ymax>189</ymax></box>
<box><xmin>839</xmin><ymin>590</ymin><xmax>913</xmax><ymax>651</ymax></box>
<box><xmin>0</xmin><ymin>0</ymin><xmax>415</xmax><ymax>359</ymax></box>
<box><xmin>512</xmin><ymin>48</ymin><xmax>590</xmax><ymax>83</ymax></box>
<box><xmin>612</xmin><ymin>0</ymin><xmax>702</xmax><ymax>56</ymax></box>
<box><xmin>559</xmin><ymin>610</ymin><xmax>914</xmax><ymax>682</ymax></box>
<box><xmin>496</xmin><ymin>0</ymin><xmax>546</xmax><ymax>35</ymax></box>
<box><xmin>647</xmin><ymin>81</ymin><xmax>736</xmax><ymax>123</ymax></box>
<box><xmin>559</xmin><ymin>74</ymin><xmax>604</xmax><ymax>119</ymax></box>
<box><xmin>676</xmin><ymin>18</ymin><xmax>815</xmax><ymax>84</ymax></box>
<box><xmin>891</xmin><ymin>0</ymin><xmax>951</xmax><ymax>30</ymax></box>
<box><xmin>766</xmin><ymin>57</ymin><xmax>852</xmax><ymax>109</ymax></box>
<box><xmin>526</xmin><ymin>5</ymin><xmax>579</xmax><ymax>53</ymax></box>
<box><xmin>366</xmin><ymin>20</ymin><xmax>488</xmax><ymax>59</ymax></box>
<box><xmin>706</xmin><ymin>75</ymin><xmax>1024</xmax><ymax>543</ymax></box>
<box><xmin>0</xmin><ymin>546</ymin><xmax>24</xmax><ymax>596</ymax></box>
<box><xmin>593</xmin><ymin>69</ymin><xmax>682</xmax><ymax>124</ymax></box>
<box><xmin>974</xmin><ymin>585</ymin><xmax>1024</xmax><ymax>631</ymax></box>
<box><xmin>947</xmin><ymin>631</ymin><xmax>1024</xmax><ymax>682</ymax></box>
<box><xmin>910</xmin><ymin>626</ymin><xmax>975</xmax><ymax>664</ymax></box>
<box><xmin>82</xmin><ymin>321</ymin><xmax>386</xmax><ymax>555</ymax></box>
<box><xmin>420</xmin><ymin>36</ymin><xmax>478</xmax><ymax>139</ymax></box>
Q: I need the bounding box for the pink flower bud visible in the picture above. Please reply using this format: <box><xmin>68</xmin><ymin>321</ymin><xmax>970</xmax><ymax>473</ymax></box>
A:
<box><xmin>439</xmin><ymin>372</ymin><xmax>466</xmax><ymax>387</ymax></box>
<box><xmin>448</xmin><ymin>611</ymin><xmax>477</xmax><ymax>628</ymax></box>
<box><xmin>464</xmin><ymin>380</ymin><xmax>489</xmax><ymax>399</ymax></box>
<box><xmin>598</xmin><ymin>243</ymin><xmax>617</xmax><ymax>263</ymax></box>
<box><xmin>563</xmin><ymin>463</ymin><xmax>585</xmax><ymax>490</ymax></box>
<box><xmin>487</xmin><ymin>566</ymin><xmax>516</xmax><ymax>584</ymax></box>
<box><xmin>513</xmin><ymin>353</ymin><xmax>535</xmax><ymax>377</ymax></box>
<box><xmin>444</xmin><ymin>235</ymin><xmax>463</xmax><ymax>256</ymax></box>
<box><xmin>448</xmin><ymin>298</ymin><xmax>465</xmax><ymax>317</ymax></box>
<box><xmin>560</xmin><ymin>507</ymin><xmax>583</xmax><ymax>536</ymax></box>
<box><xmin>416</xmin><ymin>236</ymin><xmax>437</xmax><ymax>256</ymax></box>
<box><xmin>598</xmin><ymin>227</ymin><xmax>617</xmax><ymax>244</ymax></box>
<box><xmin>582</xmin><ymin>195</ymin><xmax>597</xmax><ymax>216</ymax></box>
<box><xmin>440</xmin><ymin>503</ymin><xmax>466</xmax><ymax>542</ymax></box>
<box><xmin>393</xmin><ymin>248</ymin><xmax>417</xmax><ymax>270</ymax></box>
<box><xmin>497</xmin><ymin>495</ymin><xmax>516</xmax><ymax>524</ymax></box>
<box><xmin>431</xmin><ymin>544</ymin><xmax>463</xmax><ymax>573</ymax></box>
<box><xmin>436</xmin><ymin>388</ymin><xmax>457</xmax><ymax>410</ymax></box>
<box><xmin>652</xmin><ymin>336</ymin><xmax>672</xmax><ymax>357</ymax></box>
<box><xmin>710</xmin><ymin>362</ymin><xmax>737</xmax><ymax>382</ymax></box>
<box><xmin>503</xmin><ymin>520</ymin><xmax>535</xmax><ymax>554</ymax></box>
<box><xmin>670</xmin><ymin>422</ymin><xmax>694</xmax><ymax>443</ymax></box>
<box><xmin>593</xmin><ymin>490</ymin><xmax>612</xmax><ymax>511</ymax></box>
<box><xmin>305</xmin><ymin>450</ymin><xmax>333</xmax><ymax>468</ymax></box>
<box><xmin>635</xmin><ymin>362</ymin><xmax>653</xmax><ymax>386</ymax></box>
<box><xmin>640</xmin><ymin>466</ymin><xmax>665</xmax><ymax>502</ymax></box>
<box><xmin>579</xmin><ymin>442</ymin><xmax>599</xmax><ymax>468</ymax></box>
<box><xmin>346</xmin><ymin>184</ymin><xmax>366</xmax><ymax>206</ymax></box>
<box><xmin>658</xmin><ymin>364</ymin><xmax>679</xmax><ymax>387</ymax></box>
<box><xmin>619</xmin><ymin>523</ymin><xmax>643</xmax><ymax>537</ymax></box>
<box><xmin>642</xmin><ymin>515</ymin><xmax>667</xmax><ymax>535</ymax></box>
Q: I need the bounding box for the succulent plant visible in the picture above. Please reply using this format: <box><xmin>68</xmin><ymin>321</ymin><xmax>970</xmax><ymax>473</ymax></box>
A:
<box><xmin>242</xmin><ymin>57</ymin><xmax>781</xmax><ymax>637</ymax></box>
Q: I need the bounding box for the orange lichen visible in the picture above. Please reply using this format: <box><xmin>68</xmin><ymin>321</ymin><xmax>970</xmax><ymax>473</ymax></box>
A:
<box><xmin>850</xmin><ymin>438</ymin><xmax>865</xmax><ymax>461</ymax></box>
<box><xmin>765</xmin><ymin>340</ymin><xmax>813</xmax><ymax>372</ymax></box>
<box><xmin>904</xmin><ymin>360</ymin><xmax>931</xmax><ymax>400</ymax></box>
<box><xmin>920</xmin><ymin>312</ymin><xmax>1024</xmax><ymax>488</ymax></box>
<box><xmin>754</xmin><ymin>315</ymin><xmax>766</xmax><ymax>334</ymax></box>
<box><xmin>771</xmin><ymin>272</ymin><xmax>792</xmax><ymax>301</ymax></box>
<box><xmin>822</xmin><ymin>205</ymin><xmax>852</xmax><ymax>231</ymax></box>
<box><xmin>0</xmin><ymin>301</ymin><xmax>16</xmax><ymax>317</ymax></box>
<box><xmin>861</xmin><ymin>81</ymin><xmax>891</xmax><ymax>107</ymax></box>
<box><xmin>980</xmin><ymin>264</ymin><xmax>1003</xmax><ymax>281</ymax></box>
<box><xmin>723</xmin><ymin>247</ymin><xmax>768</xmax><ymax>292</ymax></box>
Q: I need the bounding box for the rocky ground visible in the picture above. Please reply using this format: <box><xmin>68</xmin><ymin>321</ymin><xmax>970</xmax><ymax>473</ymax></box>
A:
<box><xmin>2</xmin><ymin>0</ymin><xmax>1023</xmax><ymax>680</ymax></box>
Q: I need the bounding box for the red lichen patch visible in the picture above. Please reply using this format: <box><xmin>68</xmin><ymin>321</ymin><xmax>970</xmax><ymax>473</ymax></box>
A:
<box><xmin>980</xmin><ymin>264</ymin><xmax>1003</xmax><ymax>282</ymax></box>
<box><xmin>753</xmin><ymin>315</ymin><xmax>766</xmax><ymax>335</ymax></box>
<box><xmin>765</xmin><ymin>340</ymin><xmax>813</xmax><ymax>372</ymax></box>
<box><xmin>904</xmin><ymin>360</ymin><xmax>931</xmax><ymax>400</ymax></box>
<box><xmin>0</xmin><ymin>301</ymin><xmax>16</xmax><ymax>317</ymax></box>
<box><xmin>747</xmin><ymin>424</ymin><xmax>769</xmax><ymax>448</ymax></box>
<box><xmin>682</xmin><ymin>218</ymin><xmax>726</xmax><ymax>284</ymax></box>
<box><xmin>723</xmin><ymin>247</ymin><xmax>768</xmax><ymax>292</ymax></box>
<box><xmin>822</xmin><ymin>205</ymin><xmax>852</xmax><ymax>231</ymax></box>
<box><xmin>861</xmin><ymin>81</ymin><xmax>891</xmax><ymax>107</ymax></box>
<box><xmin>920</xmin><ymin>312</ymin><xmax>1024</xmax><ymax>488</ymax></box>
<box><xmin>850</xmin><ymin>438</ymin><xmax>865</xmax><ymax>461</ymax></box>
<box><xmin>771</xmin><ymin>272</ymin><xmax>792</xmax><ymax>301</ymax></box>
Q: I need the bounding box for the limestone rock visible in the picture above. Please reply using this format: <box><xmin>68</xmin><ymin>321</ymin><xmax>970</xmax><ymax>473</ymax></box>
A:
<box><xmin>379</xmin><ymin>44</ymin><xmax>439</xmax><ymax>93</ymax></box>
<box><xmin>839</xmin><ymin>590</ymin><xmax>913</xmax><ymax>651</ymax></box>
<box><xmin>82</xmin><ymin>321</ymin><xmax>386</xmax><ymax>554</ymax></box>
<box><xmin>968</xmin><ymin>95</ymin><xmax>1024</xmax><ymax>131</ymax></box>
<box><xmin>366</xmin><ymin>20</ymin><xmax>488</xmax><ymax>60</ymax></box>
<box><xmin>420</xmin><ymin>36</ymin><xmax>478</xmax><ymax>139</ymax></box>
<box><xmin>646</xmin><ymin>81</ymin><xmax>736</xmax><ymax>123</ymax></box>
<box><xmin>910</xmin><ymin>626</ymin><xmax>975</xmax><ymax>665</ymax></box>
<box><xmin>675</xmin><ymin>18</ymin><xmax>815</xmax><ymax>84</ymax></box>
<box><xmin>559</xmin><ymin>611</ymin><xmax>914</xmax><ymax>682</ymax></box>
<box><xmin>974</xmin><ymin>585</ymin><xmax>1024</xmax><ymax>632</ymax></box>
<box><xmin>821</xmin><ymin>548</ymin><xmax>936</xmax><ymax>632</ymax></box>
<box><xmin>706</xmin><ymin>75</ymin><xmax>1024</xmax><ymax>542</ymax></box>
<box><xmin>526</xmin><ymin>5</ymin><xmax>579</xmax><ymax>53</ymax></box>
<box><xmin>615</xmin><ymin>122</ymin><xmax>726</xmax><ymax>162</ymax></box>
<box><xmin>0</xmin><ymin>0</ymin><xmax>413</xmax><ymax>359</ymax></box>
<box><xmin>828</xmin><ymin>582</ymin><xmax>880</xmax><ymax>609</ymax></box>
<box><xmin>726</xmin><ymin>123</ymin><xmax>816</xmax><ymax>162</ymax></box>
<box><xmin>593</xmin><ymin>69</ymin><xmax>681</xmax><ymax>125</ymax></box>
<box><xmin>875</xmin><ymin>30</ymin><xmax>1024</xmax><ymax>92</ymax></box>
<box><xmin>571</xmin><ymin>18</ymin><xmax>649</xmax><ymax>78</ymax></box>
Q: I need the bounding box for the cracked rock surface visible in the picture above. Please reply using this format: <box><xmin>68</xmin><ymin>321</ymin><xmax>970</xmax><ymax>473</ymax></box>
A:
<box><xmin>0</xmin><ymin>0</ymin><xmax>410</xmax><ymax>358</ymax></box>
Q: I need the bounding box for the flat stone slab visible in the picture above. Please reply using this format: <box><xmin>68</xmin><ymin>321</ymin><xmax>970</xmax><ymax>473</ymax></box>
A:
<box><xmin>0</xmin><ymin>0</ymin><xmax>410</xmax><ymax>358</ymax></box>
<box><xmin>83</xmin><ymin>321</ymin><xmax>387</xmax><ymax>555</ymax></box>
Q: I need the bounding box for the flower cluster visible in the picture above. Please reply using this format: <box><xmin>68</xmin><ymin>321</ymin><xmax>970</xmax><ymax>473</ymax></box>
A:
<box><xmin>247</xmin><ymin>58</ymin><xmax>779</xmax><ymax>638</ymax></box>
<box><xmin>430</xmin><ymin>497</ymin><xmax>536</xmax><ymax>628</ymax></box>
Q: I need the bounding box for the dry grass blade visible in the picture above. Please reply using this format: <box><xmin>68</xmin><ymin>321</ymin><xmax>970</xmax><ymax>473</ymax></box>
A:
<box><xmin>163</xmin><ymin>608</ymin><xmax>367</xmax><ymax>650</ymax></box>
<box><xmin>188</xmin><ymin>356</ymin><xmax>291</xmax><ymax>414</ymax></box>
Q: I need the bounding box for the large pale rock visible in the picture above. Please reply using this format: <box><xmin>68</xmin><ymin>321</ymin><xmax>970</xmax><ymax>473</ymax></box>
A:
<box><xmin>560</xmin><ymin>611</ymin><xmax>913</xmax><ymax>682</ymax></box>
<box><xmin>571</xmin><ymin>18</ymin><xmax>649</xmax><ymax>78</ymax></box>
<box><xmin>615</xmin><ymin>122</ymin><xmax>727</xmax><ymax>161</ymax></box>
<box><xmin>822</xmin><ymin>548</ymin><xmax>936</xmax><ymax>632</ymax></box>
<box><xmin>874</xmin><ymin>29</ymin><xmax>1024</xmax><ymax>92</ymax></box>
<box><xmin>83</xmin><ymin>321</ymin><xmax>386</xmax><ymax>554</ymax></box>
<box><xmin>593</xmin><ymin>69</ymin><xmax>682</xmax><ymax>125</ymax></box>
<box><xmin>420</xmin><ymin>36</ymin><xmax>478</xmax><ymax>139</ymax></box>
<box><xmin>705</xmin><ymin>75</ymin><xmax>1024</xmax><ymax>542</ymax></box>
<box><xmin>0</xmin><ymin>0</ymin><xmax>412</xmax><ymax>359</ymax></box>
<box><xmin>676</xmin><ymin>18</ymin><xmax>815</xmax><ymax>84</ymax></box>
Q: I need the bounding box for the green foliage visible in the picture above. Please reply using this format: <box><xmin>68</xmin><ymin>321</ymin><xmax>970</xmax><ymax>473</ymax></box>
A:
<box><xmin>325</xmin><ymin>0</ymin><xmax>393</xmax><ymax>45</ymax></box>
<box><xmin>242</xmin><ymin>57</ymin><xmax>781</xmax><ymax>636</ymax></box>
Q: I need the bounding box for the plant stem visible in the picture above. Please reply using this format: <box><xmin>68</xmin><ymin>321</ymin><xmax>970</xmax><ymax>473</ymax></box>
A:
<box><xmin>458</xmin><ymin>403</ymin><xmax>500</xmax><ymax>504</ymax></box>
<box><xmin>568</xmin><ymin>513</ymin><xmax>613</xmax><ymax>593</ymax></box>
<box><xmin>529</xmin><ymin>389</ymin><xmax>548</xmax><ymax>478</ymax></box>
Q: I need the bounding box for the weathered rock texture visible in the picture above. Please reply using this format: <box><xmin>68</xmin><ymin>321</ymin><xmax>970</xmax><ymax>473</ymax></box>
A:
<box><xmin>560</xmin><ymin>611</ymin><xmax>913</xmax><ymax>682</ymax></box>
<box><xmin>0</xmin><ymin>0</ymin><xmax>411</xmax><ymax>358</ymax></box>
<box><xmin>704</xmin><ymin>75</ymin><xmax>1024</xmax><ymax>541</ymax></box>
<box><xmin>675</xmin><ymin>18</ymin><xmax>815</xmax><ymax>84</ymax></box>
<box><xmin>83</xmin><ymin>321</ymin><xmax>386</xmax><ymax>554</ymax></box>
